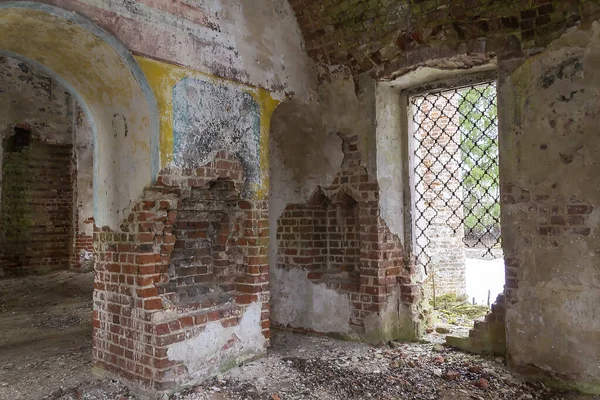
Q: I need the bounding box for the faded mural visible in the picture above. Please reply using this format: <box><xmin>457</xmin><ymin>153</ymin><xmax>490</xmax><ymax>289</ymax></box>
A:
<box><xmin>173</xmin><ymin>78</ymin><xmax>261</xmax><ymax>195</ymax></box>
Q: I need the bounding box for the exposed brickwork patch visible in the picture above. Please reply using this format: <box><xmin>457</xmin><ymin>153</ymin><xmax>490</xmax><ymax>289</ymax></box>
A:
<box><xmin>276</xmin><ymin>134</ymin><xmax>419</xmax><ymax>338</ymax></box>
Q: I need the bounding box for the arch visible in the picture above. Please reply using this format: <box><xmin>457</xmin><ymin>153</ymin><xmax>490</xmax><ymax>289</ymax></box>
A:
<box><xmin>0</xmin><ymin>1</ymin><xmax>160</xmax><ymax>229</ymax></box>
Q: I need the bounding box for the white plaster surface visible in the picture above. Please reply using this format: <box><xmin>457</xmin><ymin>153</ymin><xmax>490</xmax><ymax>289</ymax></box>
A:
<box><xmin>167</xmin><ymin>302</ymin><xmax>266</xmax><ymax>381</ymax></box>
<box><xmin>270</xmin><ymin>267</ymin><xmax>353</xmax><ymax>334</ymax></box>
<box><xmin>375</xmin><ymin>84</ymin><xmax>405</xmax><ymax>239</ymax></box>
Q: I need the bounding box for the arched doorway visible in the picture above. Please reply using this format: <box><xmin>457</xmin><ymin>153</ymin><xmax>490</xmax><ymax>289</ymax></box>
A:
<box><xmin>0</xmin><ymin>2</ymin><xmax>159</xmax><ymax>396</ymax></box>
<box><xmin>0</xmin><ymin>1</ymin><xmax>159</xmax><ymax>229</ymax></box>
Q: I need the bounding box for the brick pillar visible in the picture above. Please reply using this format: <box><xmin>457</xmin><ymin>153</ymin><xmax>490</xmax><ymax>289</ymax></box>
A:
<box><xmin>92</xmin><ymin>152</ymin><xmax>270</xmax><ymax>391</ymax></box>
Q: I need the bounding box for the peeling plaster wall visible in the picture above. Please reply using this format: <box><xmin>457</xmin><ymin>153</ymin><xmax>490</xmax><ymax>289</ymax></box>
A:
<box><xmin>268</xmin><ymin>67</ymin><xmax>370</xmax><ymax>333</ymax></box>
<box><xmin>268</xmin><ymin>96</ymin><xmax>345</xmax><ymax>333</ymax></box>
<box><xmin>90</xmin><ymin>53</ymin><xmax>278</xmax><ymax>389</ymax></box>
<box><xmin>166</xmin><ymin>302</ymin><xmax>266</xmax><ymax>384</ymax></box>
<box><xmin>268</xmin><ymin>65</ymin><xmax>428</xmax><ymax>339</ymax></box>
<box><xmin>500</xmin><ymin>22</ymin><xmax>600</xmax><ymax>392</ymax></box>
<box><xmin>271</xmin><ymin>267</ymin><xmax>354</xmax><ymax>335</ymax></box>
<box><xmin>269</xmin><ymin>65</ymin><xmax>373</xmax><ymax>268</ymax></box>
<box><xmin>8</xmin><ymin>0</ymin><xmax>313</xmax><ymax>98</ymax></box>
<box><xmin>0</xmin><ymin>0</ymin><xmax>311</xmax><ymax>229</ymax></box>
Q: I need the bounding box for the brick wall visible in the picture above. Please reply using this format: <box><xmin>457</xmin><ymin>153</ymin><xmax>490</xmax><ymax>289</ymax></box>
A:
<box><xmin>0</xmin><ymin>55</ymin><xmax>90</xmax><ymax>275</ymax></box>
<box><xmin>0</xmin><ymin>127</ymin><xmax>74</xmax><ymax>276</ymax></box>
<box><xmin>275</xmin><ymin>134</ymin><xmax>420</xmax><ymax>340</ymax></box>
<box><xmin>413</xmin><ymin>92</ymin><xmax>466</xmax><ymax>296</ymax></box>
<box><xmin>289</xmin><ymin>0</ymin><xmax>599</xmax><ymax>78</ymax></box>
<box><xmin>160</xmin><ymin>181</ymin><xmax>244</xmax><ymax>306</ymax></box>
<box><xmin>93</xmin><ymin>151</ymin><xmax>269</xmax><ymax>390</ymax></box>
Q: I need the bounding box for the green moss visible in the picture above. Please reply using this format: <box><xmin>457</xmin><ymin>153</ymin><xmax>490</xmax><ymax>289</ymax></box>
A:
<box><xmin>431</xmin><ymin>294</ymin><xmax>489</xmax><ymax>326</ymax></box>
<box><xmin>0</xmin><ymin>147</ymin><xmax>34</xmax><ymax>251</ymax></box>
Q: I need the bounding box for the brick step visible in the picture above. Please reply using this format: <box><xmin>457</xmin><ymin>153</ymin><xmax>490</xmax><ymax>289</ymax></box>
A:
<box><xmin>446</xmin><ymin>296</ymin><xmax>506</xmax><ymax>356</ymax></box>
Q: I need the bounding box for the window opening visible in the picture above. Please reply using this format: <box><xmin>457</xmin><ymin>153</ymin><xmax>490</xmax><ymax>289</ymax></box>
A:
<box><xmin>410</xmin><ymin>81</ymin><xmax>503</xmax><ymax>307</ymax></box>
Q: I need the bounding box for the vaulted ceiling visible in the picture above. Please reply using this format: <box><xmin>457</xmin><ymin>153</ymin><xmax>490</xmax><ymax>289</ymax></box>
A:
<box><xmin>289</xmin><ymin>0</ymin><xmax>598</xmax><ymax>77</ymax></box>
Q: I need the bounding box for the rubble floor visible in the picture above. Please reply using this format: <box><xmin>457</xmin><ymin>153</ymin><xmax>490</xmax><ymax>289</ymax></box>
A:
<box><xmin>0</xmin><ymin>270</ymin><xmax>94</xmax><ymax>400</ymax></box>
<box><xmin>1</xmin><ymin>271</ymin><xmax>598</xmax><ymax>400</ymax></box>
<box><xmin>48</xmin><ymin>334</ymin><xmax>597</xmax><ymax>400</ymax></box>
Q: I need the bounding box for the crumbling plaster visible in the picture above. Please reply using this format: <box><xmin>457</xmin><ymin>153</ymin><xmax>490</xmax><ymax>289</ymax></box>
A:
<box><xmin>269</xmin><ymin>65</ymin><xmax>368</xmax><ymax>253</ymax></box>
<box><xmin>269</xmin><ymin>65</ymin><xmax>379</xmax><ymax>334</ymax></box>
<box><xmin>3</xmin><ymin>0</ymin><xmax>600</xmax><ymax>395</ymax></box>
<box><xmin>500</xmin><ymin>21</ymin><xmax>600</xmax><ymax>393</ymax></box>
<box><xmin>166</xmin><ymin>302</ymin><xmax>267</xmax><ymax>385</ymax></box>
<box><xmin>271</xmin><ymin>9</ymin><xmax>600</xmax><ymax>391</ymax></box>
<box><xmin>0</xmin><ymin>0</ymin><xmax>315</xmax><ymax>231</ymax></box>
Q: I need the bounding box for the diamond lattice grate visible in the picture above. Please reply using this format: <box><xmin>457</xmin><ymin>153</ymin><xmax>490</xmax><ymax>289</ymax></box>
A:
<box><xmin>411</xmin><ymin>82</ymin><xmax>501</xmax><ymax>273</ymax></box>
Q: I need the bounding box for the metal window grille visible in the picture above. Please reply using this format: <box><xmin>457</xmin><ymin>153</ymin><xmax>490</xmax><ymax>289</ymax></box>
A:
<box><xmin>410</xmin><ymin>82</ymin><xmax>500</xmax><ymax>274</ymax></box>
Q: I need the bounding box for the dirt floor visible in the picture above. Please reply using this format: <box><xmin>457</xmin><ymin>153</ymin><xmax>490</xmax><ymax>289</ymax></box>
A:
<box><xmin>1</xmin><ymin>271</ymin><xmax>598</xmax><ymax>400</ymax></box>
<box><xmin>0</xmin><ymin>270</ymin><xmax>94</xmax><ymax>400</ymax></box>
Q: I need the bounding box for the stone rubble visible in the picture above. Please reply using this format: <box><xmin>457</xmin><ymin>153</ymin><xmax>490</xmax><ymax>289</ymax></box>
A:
<box><xmin>46</xmin><ymin>332</ymin><xmax>597</xmax><ymax>400</ymax></box>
